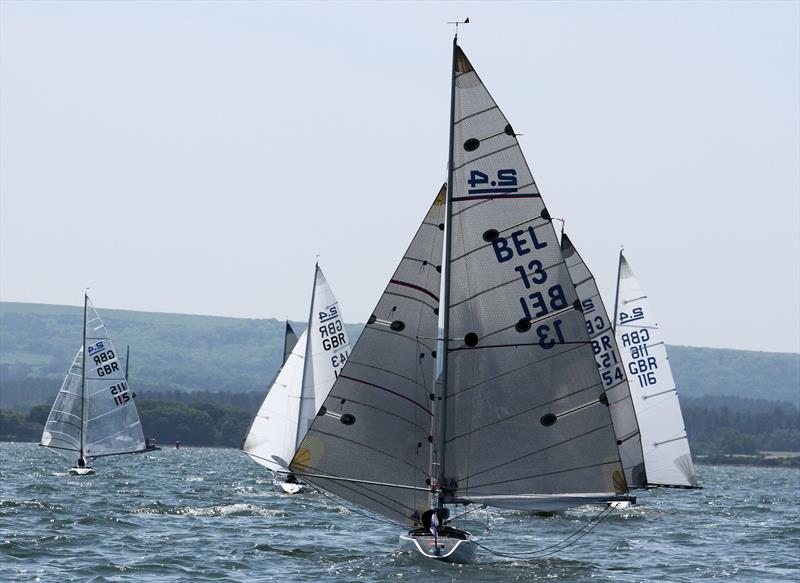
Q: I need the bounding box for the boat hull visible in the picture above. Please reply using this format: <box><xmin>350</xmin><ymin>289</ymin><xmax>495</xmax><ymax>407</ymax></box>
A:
<box><xmin>273</xmin><ymin>480</ymin><xmax>308</xmax><ymax>494</ymax></box>
<box><xmin>68</xmin><ymin>467</ymin><xmax>95</xmax><ymax>476</ymax></box>
<box><xmin>399</xmin><ymin>528</ymin><xmax>476</xmax><ymax>563</ymax></box>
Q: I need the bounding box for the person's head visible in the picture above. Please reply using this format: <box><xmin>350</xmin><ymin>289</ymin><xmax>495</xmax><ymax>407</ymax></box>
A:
<box><xmin>78</xmin><ymin>458</ymin><xmax>85</xmax><ymax>467</ymax></box>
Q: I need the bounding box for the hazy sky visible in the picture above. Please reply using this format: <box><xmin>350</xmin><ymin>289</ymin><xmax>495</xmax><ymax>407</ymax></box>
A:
<box><xmin>1</xmin><ymin>1</ymin><xmax>798</xmax><ymax>353</ymax></box>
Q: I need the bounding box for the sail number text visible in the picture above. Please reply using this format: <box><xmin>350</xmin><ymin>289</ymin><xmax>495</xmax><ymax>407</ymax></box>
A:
<box><xmin>318</xmin><ymin>309</ymin><xmax>349</xmax><ymax>376</ymax></box>
<box><xmin>619</xmin><ymin>327</ymin><xmax>659</xmax><ymax>388</ymax></box>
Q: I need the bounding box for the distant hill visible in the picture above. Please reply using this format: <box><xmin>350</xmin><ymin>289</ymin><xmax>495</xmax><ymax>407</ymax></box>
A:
<box><xmin>1</xmin><ymin>302</ymin><xmax>798</xmax><ymax>409</ymax></box>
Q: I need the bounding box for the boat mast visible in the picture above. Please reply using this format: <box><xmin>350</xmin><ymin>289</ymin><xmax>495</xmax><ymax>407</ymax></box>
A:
<box><xmin>434</xmin><ymin>34</ymin><xmax>458</xmax><ymax>508</ymax></box>
<box><xmin>612</xmin><ymin>248</ymin><xmax>624</xmax><ymax>334</ymax></box>
<box><xmin>294</xmin><ymin>262</ymin><xmax>319</xmax><ymax>451</ymax></box>
<box><xmin>80</xmin><ymin>293</ymin><xmax>88</xmax><ymax>460</ymax></box>
<box><xmin>125</xmin><ymin>344</ymin><xmax>130</xmax><ymax>379</ymax></box>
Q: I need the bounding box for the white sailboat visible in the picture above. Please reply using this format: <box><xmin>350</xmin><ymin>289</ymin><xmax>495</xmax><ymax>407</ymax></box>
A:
<box><xmin>289</xmin><ymin>38</ymin><xmax>632</xmax><ymax>563</ymax></box>
<box><xmin>613</xmin><ymin>252</ymin><xmax>698</xmax><ymax>488</ymax></box>
<box><xmin>40</xmin><ymin>294</ymin><xmax>155</xmax><ymax>475</ymax></box>
<box><xmin>241</xmin><ymin>264</ymin><xmax>351</xmax><ymax>494</ymax></box>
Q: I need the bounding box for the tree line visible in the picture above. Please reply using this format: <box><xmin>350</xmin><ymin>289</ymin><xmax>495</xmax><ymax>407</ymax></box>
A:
<box><xmin>1</xmin><ymin>391</ymin><xmax>797</xmax><ymax>455</ymax></box>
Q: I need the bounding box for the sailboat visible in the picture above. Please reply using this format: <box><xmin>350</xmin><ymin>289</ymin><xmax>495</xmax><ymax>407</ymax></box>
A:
<box><xmin>613</xmin><ymin>252</ymin><xmax>698</xmax><ymax>488</ymax></box>
<box><xmin>288</xmin><ymin>38</ymin><xmax>633</xmax><ymax>563</ymax></box>
<box><xmin>561</xmin><ymin>232</ymin><xmax>647</xmax><ymax>492</ymax></box>
<box><xmin>40</xmin><ymin>294</ymin><xmax>156</xmax><ymax>475</ymax></box>
<box><xmin>241</xmin><ymin>264</ymin><xmax>351</xmax><ymax>494</ymax></box>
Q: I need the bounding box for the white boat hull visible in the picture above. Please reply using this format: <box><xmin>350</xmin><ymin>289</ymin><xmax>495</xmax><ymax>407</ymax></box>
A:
<box><xmin>68</xmin><ymin>467</ymin><xmax>95</xmax><ymax>476</ymax></box>
<box><xmin>399</xmin><ymin>528</ymin><xmax>476</xmax><ymax>563</ymax></box>
<box><xmin>273</xmin><ymin>480</ymin><xmax>308</xmax><ymax>494</ymax></box>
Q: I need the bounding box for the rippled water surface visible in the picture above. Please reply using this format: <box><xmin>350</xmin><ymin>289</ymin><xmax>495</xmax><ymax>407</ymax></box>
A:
<box><xmin>1</xmin><ymin>443</ymin><xmax>798</xmax><ymax>581</ymax></box>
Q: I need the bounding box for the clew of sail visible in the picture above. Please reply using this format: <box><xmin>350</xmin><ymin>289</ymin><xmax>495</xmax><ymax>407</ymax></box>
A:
<box><xmin>561</xmin><ymin>232</ymin><xmax>647</xmax><ymax>488</ymax></box>
<box><xmin>291</xmin><ymin>187</ymin><xmax>447</xmax><ymax>526</ymax></box>
<box><xmin>41</xmin><ymin>348</ymin><xmax>84</xmax><ymax>453</ymax></box>
<box><xmin>614</xmin><ymin>253</ymin><xmax>698</xmax><ymax>488</ymax></box>
<box><xmin>441</xmin><ymin>45</ymin><xmax>626</xmax><ymax>510</ymax></box>
<box><xmin>243</xmin><ymin>265</ymin><xmax>351</xmax><ymax>473</ymax></box>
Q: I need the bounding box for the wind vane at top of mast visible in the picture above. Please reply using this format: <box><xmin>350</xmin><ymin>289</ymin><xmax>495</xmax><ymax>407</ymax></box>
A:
<box><xmin>447</xmin><ymin>18</ymin><xmax>469</xmax><ymax>40</ymax></box>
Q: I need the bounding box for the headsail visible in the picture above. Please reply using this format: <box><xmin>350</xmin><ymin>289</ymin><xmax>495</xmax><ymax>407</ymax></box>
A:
<box><xmin>242</xmin><ymin>329</ymin><xmax>308</xmax><ymax>471</ymax></box>
<box><xmin>561</xmin><ymin>232</ymin><xmax>646</xmax><ymax>487</ymax></box>
<box><xmin>243</xmin><ymin>265</ymin><xmax>351</xmax><ymax>473</ymax></box>
<box><xmin>440</xmin><ymin>44</ymin><xmax>626</xmax><ymax>510</ymax></box>
<box><xmin>614</xmin><ymin>253</ymin><xmax>698</xmax><ymax>488</ymax></box>
<box><xmin>283</xmin><ymin>322</ymin><xmax>299</xmax><ymax>365</ymax></box>
<box><xmin>40</xmin><ymin>348</ymin><xmax>84</xmax><ymax>454</ymax></box>
<box><xmin>291</xmin><ymin>187</ymin><xmax>446</xmax><ymax>526</ymax></box>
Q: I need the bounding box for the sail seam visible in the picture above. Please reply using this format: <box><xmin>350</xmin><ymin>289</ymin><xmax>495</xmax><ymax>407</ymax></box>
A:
<box><xmin>468</xmin><ymin>458</ymin><xmax>620</xmax><ymax>490</ymax></box>
<box><xmin>446</xmin><ymin>379</ymin><xmax>605</xmax><ymax>443</ymax></box>
<box><xmin>338</xmin><ymin>374</ymin><xmax>432</xmax><ymax>415</ymax></box>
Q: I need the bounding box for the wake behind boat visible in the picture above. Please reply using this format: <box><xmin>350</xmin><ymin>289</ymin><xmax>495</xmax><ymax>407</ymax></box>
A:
<box><xmin>40</xmin><ymin>294</ymin><xmax>158</xmax><ymax>475</ymax></box>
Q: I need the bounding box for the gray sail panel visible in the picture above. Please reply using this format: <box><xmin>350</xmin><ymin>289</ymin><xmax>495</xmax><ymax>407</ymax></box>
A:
<box><xmin>283</xmin><ymin>322</ymin><xmax>299</xmax><ymax>365</ymax></box>
<box><xmin>40</xmin><ymin>348</ymin><xmax>84</xmax><ymax>453</ymax></box>
<box><xmin>82</xmin><ymin>299</ymin><xmax>147</xmax><ymax>457</ymax></box>
<box><xmin>443</xmin><ymin>46</ymin><xmax>625</xmax><ymax>503</ymax></box>
<box><xmin>561</xmin><ymin>232</ymin><xmax>647</xmax><ymax>487</ymax></box>
<box><xmin>291</xmin><ymin>187</ymin><xmax>446</xmax><ymax>526</ymax></box>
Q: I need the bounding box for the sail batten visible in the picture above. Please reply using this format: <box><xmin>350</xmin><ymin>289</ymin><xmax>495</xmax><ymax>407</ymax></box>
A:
<box><xmin>614</xmin><ymin>253</ymin><xmax>698</xmax><ymax>488</ymax></box>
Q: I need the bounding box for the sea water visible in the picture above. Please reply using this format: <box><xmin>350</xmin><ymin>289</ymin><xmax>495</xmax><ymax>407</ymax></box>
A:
<box><xmin>1</xmin><ymin>443</ymin><xmax>798</xmax><ymax>582</ymax></box>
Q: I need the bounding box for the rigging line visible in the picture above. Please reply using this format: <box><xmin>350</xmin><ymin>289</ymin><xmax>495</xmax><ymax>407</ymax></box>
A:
<box><xmin>472</xmin><ymin>505</ymin><xmax>616</xmax><ymax>559</ymax></box>
<box><xmin>311</xmin><ymin>481</ymin><xmax>400</xmax><ymax>528</ymax></box>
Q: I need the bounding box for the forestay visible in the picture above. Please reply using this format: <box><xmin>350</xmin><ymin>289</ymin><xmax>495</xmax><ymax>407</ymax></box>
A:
<box><xmin>243</xmin><ymin>265</ymin><xmax>351</xmax><ymax>473</ymax></box>
<box><xmin>291</xmin><ymin>187</ymin><xmax>447</xmax><ymax>526</ymax></box>
<box><xmin>614</xmin><ymin>254</ymin><xmax>697</xmax><ymax>487</ymax></box>
<box><xmin>441</xmin><ymin>46</ymin><xmax>626</xmax><ymax>509</ymax></box>
<box><xmin>561</xmin><ymin>232</ymin><xmax>646</xmax><ymax>488</ymax></box>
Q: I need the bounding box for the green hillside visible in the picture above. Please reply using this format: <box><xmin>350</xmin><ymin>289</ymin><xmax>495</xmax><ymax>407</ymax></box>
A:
<box><xmin>1</xmin><ymin>302</ymin><xmax>797</xmax><ymax>410</ymax></box>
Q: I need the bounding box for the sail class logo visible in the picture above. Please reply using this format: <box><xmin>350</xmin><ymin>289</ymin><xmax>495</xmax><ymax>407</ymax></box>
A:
<box><xmin>618</xmin><ymin>307</ymin><xmax>645</xmax><ymax>324</ymax></box>
<box><xmin>86</xmin><ymin>340</ymin><xmax>105</xmax><ymax>355</ymax></box>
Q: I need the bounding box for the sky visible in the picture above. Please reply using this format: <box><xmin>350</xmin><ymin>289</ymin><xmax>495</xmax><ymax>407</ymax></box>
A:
<box><xmin>1</xmin><ymin>1</ymin><xmax>798</xmax><ymax>354</ymax></box>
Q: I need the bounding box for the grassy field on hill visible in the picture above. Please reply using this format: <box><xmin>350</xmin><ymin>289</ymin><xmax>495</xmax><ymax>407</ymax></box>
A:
<box><xmin>1</xmin><ymin>302</ymin><xmax>797</xmax><ymax>410</ymax></box>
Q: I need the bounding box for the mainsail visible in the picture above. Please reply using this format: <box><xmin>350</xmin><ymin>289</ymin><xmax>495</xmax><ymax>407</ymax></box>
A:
<box><xmin>614</xmin><ymin>253</ymin><xmax>698</xmax><ymax>487</ymax></box>
<box><xmin>561</xmin><ymin>231</ymin><xmax>646</xmax><ymax>488</ymax></box>
<box><xmin>291</xmin><ymin>187</ymin><xmax>446</xmax><ymax>526</ymax></box>
<box><xmin>439</xmin><ymin>44</ymin><xmax>627</xmax><ymax>510</ymax></box>
<box><xmin>41</xmin><ymin>295</ymin><xmax>147</xmax><ymax>460</ymax></box>
<box><xmin>242</xmin><ymin>265</ymin><xmax>351</xmax><ymax>473</ymax></box>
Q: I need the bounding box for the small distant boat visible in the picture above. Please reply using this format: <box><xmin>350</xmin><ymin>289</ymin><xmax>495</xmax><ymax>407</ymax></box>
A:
<box><xmin>241</xmin><ymin>264</ymin><xmax>351</xmax><ymax>494</ymax></box>
<box><xmin>613</xmin><ymin>252</ymin><xmax>699</xmax><ymax>489</ymax></box>
<box><xmin>40</xmin><ymin>294</ymin><xmax>158</xmax><ymax>475</ymax></box>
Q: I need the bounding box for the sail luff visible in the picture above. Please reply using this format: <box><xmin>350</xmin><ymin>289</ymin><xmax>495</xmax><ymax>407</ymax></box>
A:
<box><xmin>435</xmin><ymin>35</ymin><xmax>459</xmax><ymax>499</ymax></box>
<box><xmin>295</xmin><ymin>265</ymin><xmax>319</xmax><ymax>451</ymax></box>
<box><xmin>80</xmin><ymin>293</ymin><xmax>88</xmax><ymax>458</ymax></box>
